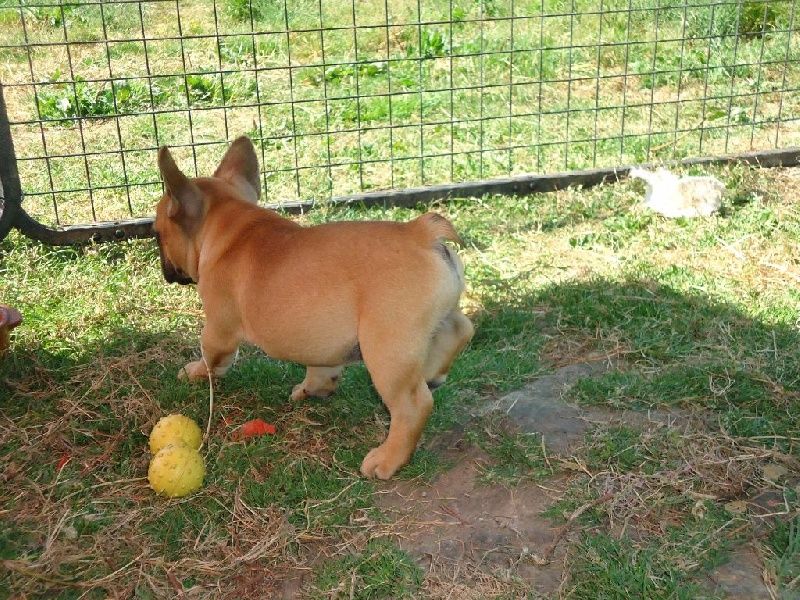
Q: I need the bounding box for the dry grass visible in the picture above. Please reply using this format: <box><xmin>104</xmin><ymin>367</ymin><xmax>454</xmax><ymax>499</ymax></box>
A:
<box><xmin>581</xmin><ymin>425</ymin><xmax>795</xmax><ymax>527</ymax></box>
<box><xmin>420</xmin><ymin>562</ymin><xmax>537</xmax><ymax>599</ymax></box>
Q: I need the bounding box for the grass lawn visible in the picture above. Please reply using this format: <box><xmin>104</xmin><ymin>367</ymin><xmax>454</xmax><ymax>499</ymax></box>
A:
<box><xmin>2</xmin><ymin>0</ymin><xmax>800</xmax><ymax>597</ymax></box>
<box><xmin>1</xmin><ymin>161</ymin><xmax>799</xmax><ymax>597</ymax></box>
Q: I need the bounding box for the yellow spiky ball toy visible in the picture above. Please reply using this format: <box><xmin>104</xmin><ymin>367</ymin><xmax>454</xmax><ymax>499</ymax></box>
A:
<box><xmin>149</xmin><ymin>413</ymin><xmax>202</xmax><ymax>454</ymax></box>
<box><xmin>147</xmin><ymin>414</ymin><xmax>205</xmax><ymax>498</ymax></box>
<box><xmin>147</xmin><ymin>443</ymin><xmax>205</xmax><ymax>498</ymax></box>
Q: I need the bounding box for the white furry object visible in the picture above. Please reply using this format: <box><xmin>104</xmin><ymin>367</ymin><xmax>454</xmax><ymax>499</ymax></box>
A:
<box><xmin>628</xmin><ymin>167</ymin><xmax>725</xmax><ymax>218</ymax></box>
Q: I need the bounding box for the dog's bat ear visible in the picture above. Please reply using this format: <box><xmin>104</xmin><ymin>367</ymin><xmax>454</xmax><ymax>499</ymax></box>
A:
<box><xmin>214</xmin><ymin>136</ymin><xmax>261</xmax><ymax>203</ymax></box>
<box><xmin>158</xmin><ymin>146</ymin><xmax>203</xmax><ymax>225</ymax></box>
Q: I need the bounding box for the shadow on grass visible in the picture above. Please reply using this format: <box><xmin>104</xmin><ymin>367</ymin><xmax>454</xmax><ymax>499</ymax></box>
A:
<box><xmin>2</xmin><ymin>271</ymin><xmax>797</xmax><ymax>471</ymax></box>
<box><xmin>521</xmin><ymin>277</ymin><xmax>800</xmax><ymax>436</ymax></box>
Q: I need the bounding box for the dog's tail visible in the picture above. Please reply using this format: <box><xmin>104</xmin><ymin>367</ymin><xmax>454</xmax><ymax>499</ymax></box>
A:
<box><xmin>412</xmin><ymin>212</ymin><xmax>463</xmax><ymax>247</ymax></box>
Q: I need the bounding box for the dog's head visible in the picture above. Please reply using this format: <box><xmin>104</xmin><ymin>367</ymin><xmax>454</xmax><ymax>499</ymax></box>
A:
<box><xmin>154</xmin><ymin>136</ymin><xmax>261</xmax><ymax>285</ymax></box>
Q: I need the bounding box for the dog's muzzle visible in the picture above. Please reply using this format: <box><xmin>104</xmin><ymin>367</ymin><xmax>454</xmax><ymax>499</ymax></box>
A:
<box><xmin>155</xmin><ymin>232</ymin><xmax>194</xmax><ymax>285</ymax></box>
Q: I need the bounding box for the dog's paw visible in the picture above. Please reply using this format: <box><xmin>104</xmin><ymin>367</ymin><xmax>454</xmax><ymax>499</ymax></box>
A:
<box><xmin>290</xmin><ymin>383</ymin><xmax>335</xmax><ymax>402</ymax></box>
<box><xmin>290</xmin><ymin>383</ymin><xmax>308</xmax><ymax>402</ymax></box>
<box><xmin>360</xmin><ymin>444</ymin><xmax>407</xmax><ymax>480</ymax></box>
<box><xmin>178</xmin><ymin>360</ymin><xmax>208</xmax><ymax>381</ymax></box>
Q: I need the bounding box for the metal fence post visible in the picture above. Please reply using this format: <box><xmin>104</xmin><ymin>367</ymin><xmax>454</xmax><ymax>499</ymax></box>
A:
<box><xmin>0</xmin><ymin>83</ymin><xmax>21</xmax><ymax>242</ymax></box>
<box><xmin>0</xmin><ymin>83</ymin><xmax>155</xmax><ymax>246</ymax></box>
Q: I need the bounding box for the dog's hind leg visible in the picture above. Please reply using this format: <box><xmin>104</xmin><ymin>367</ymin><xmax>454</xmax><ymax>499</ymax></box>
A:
<box><xmin>291</xmin><ymin>365</ymin><xmax>344</xmax><ymax>401</ymax></box>
<box><xmin>359</xmin><ymin>332</ymin><xmax>432</xmax><ymax>479</ymax></box>
<box><xmin>360</xmin><ymin>378</ymin><xmax>432</xmax><ymax>480</ymax></box>
<box><xmin>179</xmin><ymin>321</ymin><xmax>240</xmax><ymax>381</ymax></box>
<box><xmin>424</xmin><ymin>309</ymin><xmax>474</xmax><ymax>390</ymax></box>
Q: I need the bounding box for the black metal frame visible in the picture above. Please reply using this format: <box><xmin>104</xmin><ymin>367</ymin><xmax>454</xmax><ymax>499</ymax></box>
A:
<box><xmin>3</xmin><ymin>143</ymin><xmax>799</xmax><ymax>246</ymax></box>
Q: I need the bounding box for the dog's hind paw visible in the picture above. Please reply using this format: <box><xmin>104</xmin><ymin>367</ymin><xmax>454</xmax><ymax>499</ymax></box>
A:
<box><xmin>291</xmin><ymin>384</ymin><xmax>334</xmax><ymax>402</ymax></box>
<box><xmin>360</xmin><ymin>444</ymin><xmax>409</xmax><ymax>480</ymax></box>
<box><xmin>290</xmin><ymin>384</ymin><xmax>308</xmax><ymax>402</ymax></box>
<box><xmin>290</xmin><ymin>368</ymin><xmax>341</xmax><ymax>401</ymax></box>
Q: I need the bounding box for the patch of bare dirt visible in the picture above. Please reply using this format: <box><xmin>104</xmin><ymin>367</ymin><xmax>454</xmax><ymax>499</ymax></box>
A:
<box><xmin>706</xmin><ymin>547</ymin><xmax>772</xmax><ymax>600</ymax></box>
<box><xmin>377</xmin><ymin>445</ymin><xmax>570</xmax><ymax>597</ymax></box>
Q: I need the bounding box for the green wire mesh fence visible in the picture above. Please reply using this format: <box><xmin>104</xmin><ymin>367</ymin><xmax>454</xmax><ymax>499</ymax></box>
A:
<box><xmin>0</xmin><ymin>0</ymin><xmax>798</xmax><ymax>243</ymax></box>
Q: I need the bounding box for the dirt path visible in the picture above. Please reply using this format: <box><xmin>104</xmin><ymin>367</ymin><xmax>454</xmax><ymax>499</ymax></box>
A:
<box><xmin>374</xmin><ymin>361</ymin><xmax>773</xmax><ymax>599</ymax></box>
<box><xmin>378</xmin><ymin>447</ymin><xmax>570</xmax><ymax>597</ymax></box>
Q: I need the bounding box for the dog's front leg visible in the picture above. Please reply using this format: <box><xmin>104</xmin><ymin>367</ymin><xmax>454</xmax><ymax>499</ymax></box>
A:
<box><xmin>179</xmin><ymin>321</ymin><xmax>240</xmax><ymax>381</ymax></box>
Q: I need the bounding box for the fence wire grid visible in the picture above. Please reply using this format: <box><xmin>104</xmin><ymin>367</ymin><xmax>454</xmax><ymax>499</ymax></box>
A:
<box><xmin>1</xmin><ymin>0</ymin><xmax>799</xmax><ymax>229</ymax></box>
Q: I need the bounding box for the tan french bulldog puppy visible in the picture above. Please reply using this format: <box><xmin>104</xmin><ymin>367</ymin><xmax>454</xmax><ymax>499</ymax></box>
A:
<box><xmin>153</xmin><ymin>136</ymin><xmax>473</xmax><ymax>479</ymax></box>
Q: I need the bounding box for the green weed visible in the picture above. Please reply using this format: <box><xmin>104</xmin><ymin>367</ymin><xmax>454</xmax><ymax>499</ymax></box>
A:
<box><xmin>37</xmin><ymin>77</ymin><xmax>164</xmax><ymax>122</ymax></box>
<box><xmin>311</xmin><ymin>539</ymin><xmax>423</xmax><ymax>599</ymax></box>
<box><xmin>467</xmin><ymin>418</ymin><xmax>551</xmax><ymax>484</ymax></box>
<box><xmin>767</xmin><ymin>516</ymin><xmax>800</xmax><ymax>596</ymax></box>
